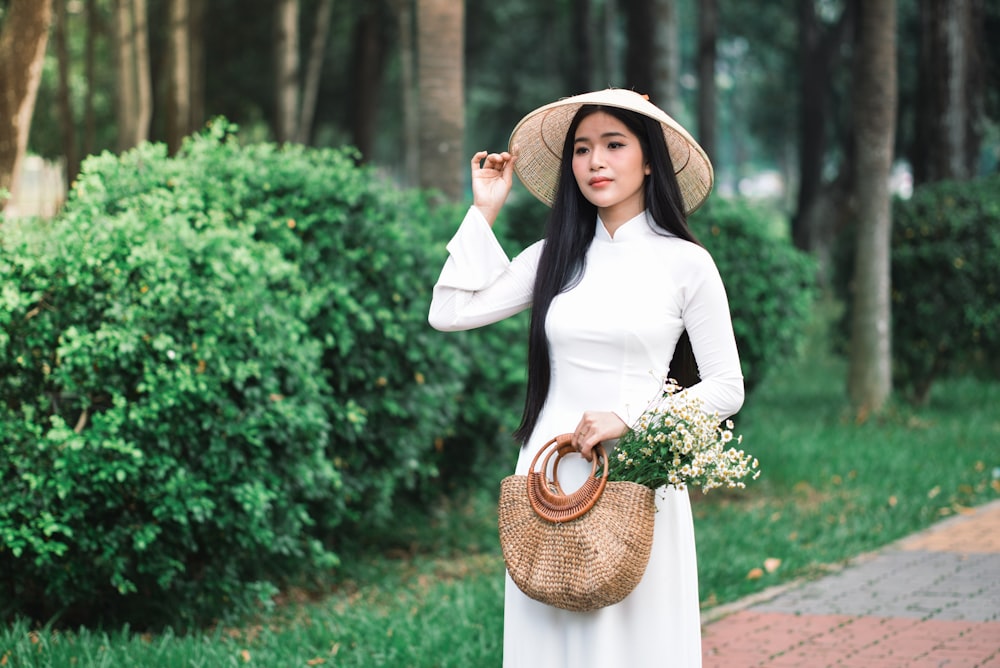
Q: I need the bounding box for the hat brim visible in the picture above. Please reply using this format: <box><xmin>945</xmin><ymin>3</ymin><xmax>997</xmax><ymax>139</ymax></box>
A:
<box><xmin>508</xmin><ymin>89</ymin><xmax>714</xmax><ymax>215</ymax></box>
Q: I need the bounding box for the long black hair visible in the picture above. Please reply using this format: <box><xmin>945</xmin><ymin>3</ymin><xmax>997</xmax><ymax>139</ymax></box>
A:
<box><xmin>512</xmin><ymin>104</ymin><xmax>704</xmax><ymax>444</ymax></box>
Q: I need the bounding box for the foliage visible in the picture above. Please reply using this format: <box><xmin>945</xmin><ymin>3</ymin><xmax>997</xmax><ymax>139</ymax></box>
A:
<box><xmin>834</xmin><ymin>175</ymin><xmax>1000</xmax><ymax>403</ymax></box>
<box><xmin>696</xmin><ymin>198</ymin><xmax>817</xmax><ymax>392</ymax></box>
<box><xmin>888</xmin><ymin>176</ymin><xmax>1000</xmax><ymax>401</ymax></box>
<box><xmin>2</xmin><ymin>314</ymin><xmax>997</xmax><ymax>664</ymax></box>
<box><xmin>0</xmin><ymin>174</ymin><xmax>336</xmax><ymax>626</ymax></box>
<box><xmin>611</xmin><ymin>378</ymin><xmax>759</xmax><ymax>491</ymax></box>
<box><xmin>0</xmin><ymin>121</ymin><xmax>526</xmax><ymax>626</ymax></box>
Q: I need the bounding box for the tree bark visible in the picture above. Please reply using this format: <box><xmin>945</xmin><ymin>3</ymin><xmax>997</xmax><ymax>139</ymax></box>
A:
<box><xmin>848</xmin><ymin>0</ymin><xmax>897</xmax><ymax>416</ymax></box>
<box><xmin>189</xmin><ymin>0</ymin><xmax>206</xmax><ymax>132</ymax></box>
<box><xmin>416</xmin><ymin>0</ymin><xmax>464</xmax><ymax>198</ymax></box>
<box><xmin>351</xmin><ymin>5</ymin><xmax>387</xmax><ymax>159</ymax></box>
<box><xmin>133</xmin><ymin>0</ymin><xmax>152</xmax><ymax>144</ymax></box>
<box><xmin>0</xmin><ymin>0</ymin><xmax>54</xmax><ymax>207</ymax></box>
<box><xmin>792</xmin><ymin>0</ymin><xmax>856</xmax><ymax>253</ymax></box>
<box><xmin>297</xmin><ymin>0</ymin><xmax>333</xmax><ymax>145</ymax></box>
<box><xmin>84</xmin><ymin>0</ymin><xmax>98</xmax><ymax>156</ymax></box>
<box><xmin>166</xmin><ymin>0</ymin><xmax>191</xmax><ymax>153</ymax></box>
<box><xmin>696</xmin><ymin>0</ymin><xmax>717</xmax><ymax>160</ymax></box>
<box><xmin>114</xmin><ymin>0</ymin><xmax>137</xmax><ymax>152</ymax></box>
<box><xmin>274</xmin><ymin>0</ymin><xmax>299</xmax><ymax>143</ymax></box>
<box><xmin>913</xmin><ymin>0</ymin><xmax>984</xmax><ymax>184</ymax></box>
<box><xmin>55</xmin><ymin>0</ymin><xmax>79</xmax><ymax>186</ymax></box>
<box><xmin>394</xmin><ymin>0</ymin><xmax>419</xmax><ymax>183</ymax></box>
<box><xmin>622</xmin><ymin>0</ymin><xmax>654</xmax><ymax>94</ymax></box>
<box><xmin>569</xmin><ymin>0</ymin><xmax>593</xmax><ymax>94</ymax></box>
<box><xmin>652</xmin><ymin>0</ymin><xmax>679</xmax><ymax>116</ymax></box>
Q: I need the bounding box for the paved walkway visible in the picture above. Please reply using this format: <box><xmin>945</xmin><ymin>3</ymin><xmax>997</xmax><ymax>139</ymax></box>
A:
<box><xmin>702</xmin><ymin>499</ymin><xmax>1000</xmax><ymax>667</ymax></box>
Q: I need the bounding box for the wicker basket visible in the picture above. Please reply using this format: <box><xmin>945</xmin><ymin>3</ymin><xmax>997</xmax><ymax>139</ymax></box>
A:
<box><xmin>498</xmin><ymin>434</ymin><xmax>656</xmax><ymax>612</ymax></box>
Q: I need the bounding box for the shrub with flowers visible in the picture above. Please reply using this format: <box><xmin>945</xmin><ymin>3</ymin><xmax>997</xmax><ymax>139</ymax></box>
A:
<box><xmin>609</xmin><ymin>379</ymin><xmax>760</xmax><ymax>492</ymax></box>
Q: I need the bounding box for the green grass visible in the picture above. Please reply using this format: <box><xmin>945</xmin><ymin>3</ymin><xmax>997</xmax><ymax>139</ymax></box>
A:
<box><xmin>3</xmin><ymin>311</ymin><xmax>998</xmax><ymax>666</ymax></box>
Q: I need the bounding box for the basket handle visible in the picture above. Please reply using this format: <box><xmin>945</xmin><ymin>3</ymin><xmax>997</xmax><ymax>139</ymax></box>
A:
<box><xmin>526</xmin><ymin>434</ymin><xmax>609</xmax><ymax>523</ymax></box>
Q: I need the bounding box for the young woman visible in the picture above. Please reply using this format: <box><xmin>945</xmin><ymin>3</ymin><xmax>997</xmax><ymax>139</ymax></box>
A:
<box><xmin>429</xmin><ymin>89</ymin><xmax>744</xmax><ymax>667</ymax></box>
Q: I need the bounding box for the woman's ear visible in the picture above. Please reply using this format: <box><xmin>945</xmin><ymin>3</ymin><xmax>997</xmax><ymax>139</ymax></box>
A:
<box><xmin>644</xmin><ymin>163</ymin><xmax>652</xmax><ymax>176</ymax></box>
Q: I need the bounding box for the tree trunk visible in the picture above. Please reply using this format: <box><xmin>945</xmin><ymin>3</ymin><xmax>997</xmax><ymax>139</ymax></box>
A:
<box><xmin>297</xmin><ymin>0</ymin><xmax>333</xmax><ymax>145</ymax></box>
<box><xmin>274</xmin><ymin>0</ymin><xmax>299</xmax><ymax>143</ymax></box>
<box><xmin>696</xmin><ymin>0</ymin><xmax>717</xmax><ymax>160</ymax></box>
<box><xmin>55</xmin><ymin>0</ymin><xmax>79</xmax><ymax>186</ymax></box>
<box><xmin>652</xmin><ymin>0</ymin><xmax>679</xmax><ymax>116</ymax></box>
<box><xmin>189</xmin><ymin>0</ymin><xmax>206</xmax><ymax>132</ymax></box>
<box><xmin>84</xmin><ymin>0</ymin><xmax>97</xmax><ymax>156</ymax></box>
<box><xmin>114</xmin><ymin>0</ymin><xmax>138</xmax><ymax>152</ymax></box>
<box><xmin>912</xmin><ymin>0</ymin><xmax>984</xmax><ymax>184</ymax></box>
<box><xmin>792</xmin><ymin>0</ymin><xmax>856</xmax><ymax>253</ymax></box>
<box><xmin>166</xmin><ymin>0</ymin><xmax>191</xmax><ymax>153</ymax></box>
<box><xmin>351</xmin><ymin>6</ymin><xmax>387</xmax><ymax>159</ymax></box>
<box><xmin>416</xmin><ymin>0</ymin><xmax>464</xmax><ymax>199</ymax></box>
<box><xmin>394</xmin><ymin>0</ymin><xmax>419</xmax><ymax>184</ymax></box>
<box><xmin>622</xmin><ymin>0</ymin><xmax>653</xmax><ymax>94</ymax></box>
<box><xmin>848</xmin><ymin>0</ymin><xmax>897</xmax><ymax>416</ymax></box>
<box><xmin>0</xmin><ymin>0</ymin><xmax>54</xmax><ymax>208</ymax></box>
<box><xmin>133</xmin><ymin>0</ymin><xmax>152</xmax><ymax>144</ymax></box>
<box><xmin>569</xmin><ymin>0</ymin><xmax>593</xmax><ymax>94</ymax></box>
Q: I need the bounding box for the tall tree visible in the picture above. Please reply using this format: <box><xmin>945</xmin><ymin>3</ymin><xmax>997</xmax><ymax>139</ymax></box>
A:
<box><xmin>848</xmin><ymin>0</ymin><xmax>897</xmax><ymax>415</ymax></box>
<box><xmin>416</xmin><ymin>0</ymin><xmax>464</xmax><ymax>199</ymax></box>
<box><xmin>622</xmin><ymin>0</ymin><xmax>654</xmax><ymax>94</ymax></box>
<box><xmin>55</xmin><ymin>0</ymin><xmax>79</xmax><ymax>185</ymax></box>
<box><xmin>351</xmin><ymin>3</ymin><xmax>387</xmax><ymax>158</ymax></box>
<box><xmin>114</xmin><ymin>0</ymin><xmax>137</xmax><ymax>151</ymax></box>
<box><xmin>912</xmin><ymin>0</ymin><xmax>985</xmax><ymax>184</ymax></box>
<box><xmin>84</xmin><ymin>0</ymin><xmax>98</xmax><ymax>156</ymax></box>
<box><xmin>274</xmin><ymin>0</ymin><xmax>299</xmax><ymax>143</ymax></box>
<box><xmin>133</xmin><ymin>0</ymin><xmax>152</xmax><ymax>144</ymax></box>
<box><xmin>166</xmin><ymin>0</ymin><xmax>192</xmax><ymax>153</ymax></box>
<box><xmin>696</xmin><ymin>0</ymin><xmax>718</xmax><ymax>160</ymax></box>
<box><xmin>297</xmin><ymin>0</ymin><xmax>334</xmax><ymax>145</ymax></box>
<box><xmin>394</xmin><ymin>0</ymin><xmax>419</xmax><ymax>182</ymax></box>
<box><xmin>652</xmin><ymin>0</ymin><xmax>679</xmax><ymax>115</ymax></box>
<box><xmin>189</xmin><ymin>0</ymin><xmax>206</xmax><ymax>132</ymax></box>
<box><xmin>792</xmin><ymin>0</ymin><xmax>855</xmax><ymax>253</ymax></box>
<box><xmin>0</xmin><ymin>0</ymin><xmax>54</xmax><ymax>209</ymax></box>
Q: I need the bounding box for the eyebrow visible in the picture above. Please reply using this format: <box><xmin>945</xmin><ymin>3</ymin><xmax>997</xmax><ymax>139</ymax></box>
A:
<box><xmin>574</xmin><ymin>131</ymin><xmax>629</xmax><ymax>144</ymax></box>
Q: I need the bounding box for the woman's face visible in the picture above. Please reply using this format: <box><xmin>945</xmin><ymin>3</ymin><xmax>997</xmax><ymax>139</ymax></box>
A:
<box><xmin>571</xmin><ymin>111</ymin><xmax>650</xmax><ymax>228</ymax></box>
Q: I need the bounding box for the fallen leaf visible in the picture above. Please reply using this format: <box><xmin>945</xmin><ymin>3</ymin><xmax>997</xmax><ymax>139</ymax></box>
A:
<box><xmin>306</xmin><ymin>659</ymin><xmax>326</xmax><ymax>666</ymax></box>
<box><xmin>240</xmin><ymin>650</ymin><xmax>251</xmax><ymax>663</ymax></box>
<box><xmin>928</xmin><ymin>486</ymin><xmax>941</xmax><ymax>499</ymax></box>
<box><xmin>746</xmin><ymin>567</ymin><xmax>764</xmax><ymax>580</ymax></box>
<box><xmin>888</xmin><ymin>495</ymin><xmax>898</xmax><ymax>507</ymax></box>
<box><xmin>764</xmin><ymin>558</ymin><xmax>782</xmax><ymax>573</ymax></box>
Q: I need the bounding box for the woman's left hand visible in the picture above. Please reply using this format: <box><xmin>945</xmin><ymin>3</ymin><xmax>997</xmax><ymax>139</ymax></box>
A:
<box><xmin>572</xmin><ymin>411</ymin><xmax>628</xmax><ymax>461</ymax></box>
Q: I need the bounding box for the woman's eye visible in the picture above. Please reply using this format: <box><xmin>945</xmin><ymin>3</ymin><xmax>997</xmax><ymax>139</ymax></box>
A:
<box><xmin>574</xmin><ymin>146</ymin><xmax>590</xmax><ymax>155</ymax></box>
<box><xmin>608</xmin><ymin>142</ymin><xmax>624</xmax><ymax>149</ymax></box>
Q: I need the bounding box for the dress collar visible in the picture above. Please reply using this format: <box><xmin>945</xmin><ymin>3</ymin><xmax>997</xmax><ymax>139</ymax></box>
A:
<box><xmin>595</xmin><ymin>210</ymin><xmax>658</xmax><ymax>242</ymax></box>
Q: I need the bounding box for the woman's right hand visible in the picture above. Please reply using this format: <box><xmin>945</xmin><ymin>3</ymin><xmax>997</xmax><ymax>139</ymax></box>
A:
<box><xmin>471</xmin><ymin>150</ymin><xmax>516</xmax><ymax>227</ymax></box>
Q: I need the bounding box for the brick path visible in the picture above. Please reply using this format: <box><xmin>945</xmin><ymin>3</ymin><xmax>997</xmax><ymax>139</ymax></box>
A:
<box><xmin>702</xmin><ymin>500</ymin><xmax>1000</xmax><ymax>667</ymax></box>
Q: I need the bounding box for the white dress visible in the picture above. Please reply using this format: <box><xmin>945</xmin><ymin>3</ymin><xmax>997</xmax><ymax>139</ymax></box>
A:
<box><xmin>429</xmin><ymin>207</ymin><xmax>744</xmax><ymax>668</ymax></box>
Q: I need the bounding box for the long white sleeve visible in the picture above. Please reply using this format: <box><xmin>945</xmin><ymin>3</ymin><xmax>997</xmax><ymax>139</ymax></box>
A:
<box><xmin>674</xmin><ymin>248</ymin><xmax>745</xmax><ymax>421</ymax></box>
<box><xmin>428</xmin><ymin>206</ymin><xmax>541</xmax><ymax>331</ymax></box>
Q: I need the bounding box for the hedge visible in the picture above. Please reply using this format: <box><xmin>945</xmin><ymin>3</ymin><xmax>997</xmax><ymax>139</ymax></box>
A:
<box><xmin>0</xmin><ymin>121</ymin><xmax>525</xmax><ymax>627</ymax></box>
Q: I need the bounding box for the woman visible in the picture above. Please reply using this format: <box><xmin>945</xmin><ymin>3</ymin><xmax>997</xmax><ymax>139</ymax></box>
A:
<box><xmin>429</xmin><ymin>89</ymin><xmax>743</xmax><ymax>667</ymax></box>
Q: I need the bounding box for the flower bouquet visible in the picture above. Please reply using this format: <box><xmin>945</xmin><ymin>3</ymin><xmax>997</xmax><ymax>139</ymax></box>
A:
<box><xmin>608</xmin><ymin>378</ymin><xmax>760</xmax><ymax>492</ymax></box>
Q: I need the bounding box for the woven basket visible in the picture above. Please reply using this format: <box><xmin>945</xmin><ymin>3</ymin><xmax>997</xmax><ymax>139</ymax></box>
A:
<box><xmin>498</xmin><ymin>434</ymin><xmax>656</xmax><ymax>612</ymax></box>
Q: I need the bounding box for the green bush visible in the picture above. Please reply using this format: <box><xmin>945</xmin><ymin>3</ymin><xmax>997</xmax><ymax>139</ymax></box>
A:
<box><xmin>888</xmin><ymin>176</ymin><xmax>1000</xmax><ymax>402</ymax></box>
<box><xmin>0</xmin><ymin>193</ymin><xmax>336</xmax><ymax>626</ymax></box>
<box><xmin>0</xmin><ymin>122</ymin><xmax>527</xmax><ymax>626</ymax></box>
<box><xmin>696</xmin><ymin>198</ymin><xmax>817</xmax><ymax>393</ymax></box>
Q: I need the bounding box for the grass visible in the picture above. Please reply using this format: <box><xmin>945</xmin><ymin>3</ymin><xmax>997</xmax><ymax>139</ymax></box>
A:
<box><xmin>3</xmin><ymin>309</ymin><xmax>998</xmax><ymax>666</ymax></box>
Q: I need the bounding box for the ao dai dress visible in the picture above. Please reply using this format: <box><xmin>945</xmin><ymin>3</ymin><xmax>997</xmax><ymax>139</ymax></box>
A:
<box><xmin>429</xmin><ymin>206</ymin><xmax>744</xmax><ymax>668</ymax></box>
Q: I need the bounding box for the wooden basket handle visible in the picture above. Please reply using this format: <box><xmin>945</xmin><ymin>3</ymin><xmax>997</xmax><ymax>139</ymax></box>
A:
<box><xmin>526</xmin><ymin>434</ymin><xmax>608</xmax><ymax>523</ymax></box>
